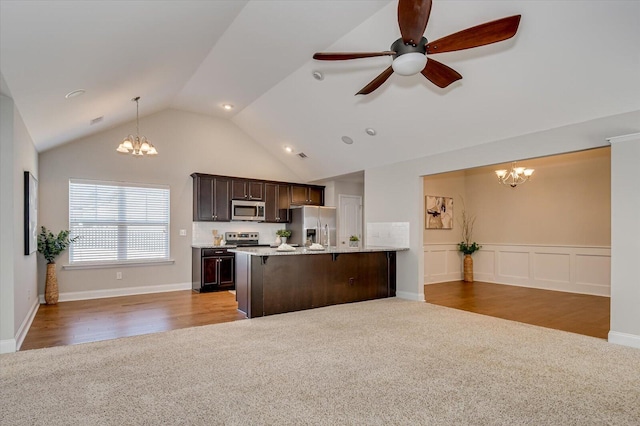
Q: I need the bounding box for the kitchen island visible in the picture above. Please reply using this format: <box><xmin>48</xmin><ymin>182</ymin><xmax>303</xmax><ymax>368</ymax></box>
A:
<box><xmin>230</xmin><ymin>246</ymin><xmax>407</xmax><ymax>318</ymax></box>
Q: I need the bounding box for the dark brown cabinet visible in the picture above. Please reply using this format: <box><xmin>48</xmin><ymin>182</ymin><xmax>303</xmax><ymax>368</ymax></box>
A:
<box><xmin>192</xmin><ymin>248</ymin><xmax>235</xmax><ymax>292</ymax></box>
<box><xmin>264</xmin><ymin>183</ymin><xmax>290</xmax><ymax>223</ymax></box>
<box><xmin>290</xmin><ymin>184</ymin><xmax>324</xmax><ymax>206</ymax></box>
<box><xmin>192</xmin><ymin>173</ymin><xmax>230</xmax><ymax>221</ymax></box>
<box><xmin>192</xmin><ymin>173</ymin><xmax>324</xmax><ymax>221</ymax></box>
<box><xmin>231</xmin><ymin>179</ymin><xmax>263</xmax><ymax>201</ymax></box>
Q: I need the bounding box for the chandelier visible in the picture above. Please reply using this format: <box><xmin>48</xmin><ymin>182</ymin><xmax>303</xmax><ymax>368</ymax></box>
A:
<box><xmin>116</xmin><ymin>96</ymin><xmax>158</xmax><ymax>156</ymax></box>
<box><xmin>495</xmin><ymin>162</ymin><xmax>534</xmax><ymax>188</ymax></box>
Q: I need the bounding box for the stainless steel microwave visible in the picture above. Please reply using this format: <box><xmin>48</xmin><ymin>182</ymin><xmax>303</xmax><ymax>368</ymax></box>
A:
<box><xmin>231</xmin><ymin>200</ymin><xmax>266</xmax><ymax>222</ymax></box>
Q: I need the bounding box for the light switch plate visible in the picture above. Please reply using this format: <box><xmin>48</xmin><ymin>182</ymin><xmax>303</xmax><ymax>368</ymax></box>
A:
<box><xmin>179</xmin><ymin>229</ymin><xmax>187</xmax><ymax>236</ymax></box>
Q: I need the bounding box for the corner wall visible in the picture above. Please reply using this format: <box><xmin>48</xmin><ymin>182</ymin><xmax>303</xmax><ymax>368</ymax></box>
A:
<box><xmin>609</xmin><ymin>133</ymin><xmax>640</xmax><ymax>348</ymax></box>
<box><xmin>0</xmin><ymin>93</ymin><xmax>39</xmax><ymax>353</ymax></box>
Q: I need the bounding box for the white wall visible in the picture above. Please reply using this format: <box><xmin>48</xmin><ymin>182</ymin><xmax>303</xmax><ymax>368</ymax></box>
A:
<box><xmin>0</xmin><ymin>93</ymin><xmax>39</xmax><ymax>353</ymax></box>
<box><xmin>609</xmin><ymin>133</ymin><xmax>640</xmax><ymax>348</ymax></box>
<box><xmin>38</xmin><ymin>108</ymin><xmax>302</xmax><ymax>300</ymax></box>
<box><xmin>365</xmin><ymin>111</ymin><xmax>640</xmax><ymax>347</ymax></box>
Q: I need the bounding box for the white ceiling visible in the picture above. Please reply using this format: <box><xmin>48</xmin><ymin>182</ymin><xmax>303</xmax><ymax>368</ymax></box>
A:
<box><xmin>1</xmin><ymin>1</ymin><xmax>639</xmax><ymax>181</ymax></box>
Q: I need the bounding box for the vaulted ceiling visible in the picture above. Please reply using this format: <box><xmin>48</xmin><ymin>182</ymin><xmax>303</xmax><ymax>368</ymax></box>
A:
<box><xmin>1</xmin><ymin>1</ymin><xmax>639</xmax><ymax>181</ymax></box>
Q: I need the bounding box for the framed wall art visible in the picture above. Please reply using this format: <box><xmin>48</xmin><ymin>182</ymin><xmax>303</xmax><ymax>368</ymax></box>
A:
<box><xmin>425</xmin><ymin>195</ymin><xmax>453</xmax><ymax>229</ymax></box>
<box><xmin>24</xmin><ymin>171</ymin><xmax>38</xmax><ymax>255</ymax></box>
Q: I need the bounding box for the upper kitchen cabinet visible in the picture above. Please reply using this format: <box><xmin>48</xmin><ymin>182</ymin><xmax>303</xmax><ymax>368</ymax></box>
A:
<box><xmin>264</xmin><ymin>183</ymin><xmax>290</xmax><ymax>223</ymax></box>
<box><xmin>290</xmin><ymin>184</ymin><xmax>324</xmax><ymax>206</ymax></box>
<box><xmin>231</xmin><ymin>179</ymin><xmax>263</xmax><ymax>201</ymax></box>
<box><xmin>192</xmin><ymin>173</ymin><xmax>231</xmax><ymax>221</ymax></box>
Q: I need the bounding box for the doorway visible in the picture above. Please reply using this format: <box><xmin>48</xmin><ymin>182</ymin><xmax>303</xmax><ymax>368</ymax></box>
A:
<box><xmin>338</xmin><ymin>194</ymin><xmax>362</xmax><ymax>247</ymax></box>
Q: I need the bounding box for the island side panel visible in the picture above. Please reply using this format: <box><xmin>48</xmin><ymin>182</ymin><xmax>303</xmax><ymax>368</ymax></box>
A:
<box><xmin>235</xmin><ymin>251</ymin><xmax>249</xmax><ymax>317</ymax></box>
<box><xmin>387</xmin><ymin>251</ymin><xmax>396</xmax><ymax>297</ymax></box>
<box><xmin>262</xmin><ymin>255</ymin><xmax>313</xmax><ymax>316</ymax></box>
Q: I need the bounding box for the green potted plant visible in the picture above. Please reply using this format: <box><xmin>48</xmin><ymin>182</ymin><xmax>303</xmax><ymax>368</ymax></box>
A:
<box><xmin>349</xmin><ymin>235</ymin><xmax>360</xmax><ymax>248</ymax></box>
<box><xmin>457</xmin><ymin>201</ymin><xmax>481</xmax><ymax>283</ymax></box>
<box><xmin>275</xmin><ymin>229</ymin><xmax>292</xmax><ymax>245</ymax></box>
<box><xmin>37</xmin><ymin>226</ymin><xmax>78</xmax><ymax>304</ymax></box>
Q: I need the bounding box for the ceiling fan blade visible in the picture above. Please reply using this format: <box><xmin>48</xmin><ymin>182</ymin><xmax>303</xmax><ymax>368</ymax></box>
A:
<box><xmin>313</xmin><ymin>51</ymin><xmax>395</xmax><ymax>61</ymax></box>
<box><xmin>426</xmin><ymin>15</ymin><xmax>521</xmax><ymax>54</ymax></box>
<box><xmin>356</xmin><ymin>66</ymin><xmax>394</xmax><ymax>95</ymax></box>
<box><xmin>421</xmin><ymin>59</ymin><xmax>462</xmax><ymax>88</ymax></box>
<box><xmin>398</xmin><ymin>0</ymin><xmax>432</xmax><ymax>45</ymax></box>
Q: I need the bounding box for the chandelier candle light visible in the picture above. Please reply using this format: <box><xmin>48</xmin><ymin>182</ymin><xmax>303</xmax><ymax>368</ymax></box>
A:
<box><xmin>116</xmin><ymin>96</ymin><xmax>158</xmax><ymax>156</ymax></box>
<box><xmin>495</xmin><ymin>162</ymin><xmax>534</xmax><ymax>188</ymax></box>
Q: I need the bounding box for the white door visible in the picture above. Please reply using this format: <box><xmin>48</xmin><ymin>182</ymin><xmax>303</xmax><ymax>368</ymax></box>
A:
<box><xmin>338</xmin><ymin>194</ymin><xmax>362</xmax><ymax>247</ymax></box>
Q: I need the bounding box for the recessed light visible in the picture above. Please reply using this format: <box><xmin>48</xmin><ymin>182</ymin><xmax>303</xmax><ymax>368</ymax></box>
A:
<box><xmin>284</xmin><ymin>146</ymin><xmax>294</xmax><ymax>153</ymax></box>
<box><xmin>365</xmin><ymin>128</ymin><xmax>377</xmax><ymax>136</ymax></box>
<box><xmin>312</xmin><ymin>71</ymin><xmax>324</xmax><ymax>81</ymax></box>
<box><xmin>222</xmin><ymin>104</ymin><xmax>234</xmax><ymax>110</ymax></box>
<box><xmin>341</xmin><ymin>136</ymin><xmax>354</xmax><ymax>145</ymax></box>
<box><xmin>65</xmin><ymin>89</ymin><xmax>85</xmax><ymax>99</ymax></box>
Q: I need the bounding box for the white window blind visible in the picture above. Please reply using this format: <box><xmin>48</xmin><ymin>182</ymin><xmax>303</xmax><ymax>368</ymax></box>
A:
<box><xmin>69</xmin><ymin>179</ymin><xmax>170</xmax><ymax>264</ymax></box>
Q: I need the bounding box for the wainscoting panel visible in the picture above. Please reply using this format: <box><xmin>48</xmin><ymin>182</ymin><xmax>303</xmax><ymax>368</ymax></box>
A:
<box><xmin>424</xmin><ymin>244</ymin><xmax>610</xmax><ymax>296</ymax></box>
<box><xmin>498</xmin><ymin>251</ymin><xmax>530</xmax><ymax>280</ymax></box>
<box><xmin>533</xmin><ymin>252</ymin><xmax>571</xmax><ymax>283</ymax></box>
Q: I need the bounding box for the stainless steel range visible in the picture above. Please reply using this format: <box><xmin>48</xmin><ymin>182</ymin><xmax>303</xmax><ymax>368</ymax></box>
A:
<box><xmin>224</xmin><ymin>232</ymin><xmax>264</xmax><ymax>247</ymax></box>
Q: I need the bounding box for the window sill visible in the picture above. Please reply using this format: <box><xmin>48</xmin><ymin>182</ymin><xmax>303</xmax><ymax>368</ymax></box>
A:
<box><xmin>63</xmin><ymin>259</ymin><xmax>175</xmax><ymax>270</ymax></box>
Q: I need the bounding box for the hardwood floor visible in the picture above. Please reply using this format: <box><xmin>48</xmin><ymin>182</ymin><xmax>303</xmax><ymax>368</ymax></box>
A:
<box><xmin>20</xmin><ymin>290</ymin><xmax>246</xmax><ymax>351</ymax></box>
<box><xmin>425</xmin><ymin>281</ymin><xmax>610</xmax><ymax>339</ymax></box>
<box><xmin>21</xmin><ymin>282</ymin><xmax>610</xmax><ymax>351</ymax></box>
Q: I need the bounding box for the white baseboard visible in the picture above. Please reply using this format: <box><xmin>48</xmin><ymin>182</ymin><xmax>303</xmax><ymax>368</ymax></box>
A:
<box><xmin>608</xmin><ymin>331</ymin><xmax>640</xmax><ymax>349</ymax></box>
<box><xmin>15</xmin><ymin>298</ymin><xmax>39</xmax><ymax>351</ymax></box>
<box><xmin>0</xmin><ymin>338</ymin><xmax>16</xmax><ymax>354</ymax></box>
<box><xmin>396</xmin><ymin>291</ymin><xmax>425</xmax><ymax>302</ymax></box>
<box><xmin>0</xmin><ymin>298</ymin><xmax>40</xmax><ymax>354</ymax></box>
<box><xmin>38</xmin><ymin>282</ymin><xmax>192</xmax><ymax>303</ymax></box>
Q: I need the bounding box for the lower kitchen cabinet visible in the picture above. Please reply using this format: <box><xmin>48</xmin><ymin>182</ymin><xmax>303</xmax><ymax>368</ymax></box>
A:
<box><xmin>192</xmin><ymin>248</ymin><xmax>235</xmax><ymax>292</ymax></box>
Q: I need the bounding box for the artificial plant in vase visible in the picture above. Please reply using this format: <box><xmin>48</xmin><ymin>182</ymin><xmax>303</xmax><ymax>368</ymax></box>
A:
<box><xmin>37</xmin><ymin>226</ymin><xmax>78</xmax><ymax>304</ymax></box>
<box><xmin>457</xmin><ymin>201</ymin><xmax>481</xmax><ymax>283</ymax></box>
<box><xmin>349</xmin><ymin>235</ymin><xmax>360</xmax><ymax>248</ymax></box>
<box><xmin>275</xmin><ymin>229</ymin><xmax>291</xmax><ymax>245</ymax></box>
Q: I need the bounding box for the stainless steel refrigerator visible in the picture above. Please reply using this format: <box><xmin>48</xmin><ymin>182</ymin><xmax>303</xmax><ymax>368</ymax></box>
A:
<box><xmin>286</xmin><ymin>206</ymin><xmax>336</xmax><ymax>247</ymax></box>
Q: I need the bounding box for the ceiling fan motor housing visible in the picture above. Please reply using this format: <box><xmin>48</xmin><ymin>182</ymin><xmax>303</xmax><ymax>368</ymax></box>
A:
<box><xmin>390</xmin><ymin>37</ymin><xmax>428</xmax><ymax>58</ymax></box>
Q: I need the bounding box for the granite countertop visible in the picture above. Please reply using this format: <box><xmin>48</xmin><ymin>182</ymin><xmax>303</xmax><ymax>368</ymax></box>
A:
<box><xmin>228</xmin><ymin>246</ymin><xmax>409</xmax><ymax>256</ymax></box>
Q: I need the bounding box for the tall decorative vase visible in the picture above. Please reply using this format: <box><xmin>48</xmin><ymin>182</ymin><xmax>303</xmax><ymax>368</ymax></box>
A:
<box><xmin>45</xmin><ymin>263</ymin><xmax>59</xmax><ymax>305</ymax></box>
<box><xmin>275</xmin><ymin>236</ymin><xmax>282</xmax><ymax>246</ymax></box>
<box><xmin>463</xmin><ymin>254</ymin><xmax>474</xmax><ymax>283</ymax></box>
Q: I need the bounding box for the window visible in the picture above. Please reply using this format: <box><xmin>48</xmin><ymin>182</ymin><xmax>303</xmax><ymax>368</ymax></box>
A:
<box><xmin>69</xmin><ymin>179</ymin><xmax>170</xmax><ymax>265</ymax></box>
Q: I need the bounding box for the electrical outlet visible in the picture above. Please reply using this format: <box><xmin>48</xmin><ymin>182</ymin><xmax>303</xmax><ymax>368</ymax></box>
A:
<box><xmin>179</xmin><ymin>229</ymin><xmax>187</xmax><ymax>236</ymax></box>
<box><xmin>116</xmin><ymin>272</ymin><xmax>122</xmax><ymax>280</ymax></box>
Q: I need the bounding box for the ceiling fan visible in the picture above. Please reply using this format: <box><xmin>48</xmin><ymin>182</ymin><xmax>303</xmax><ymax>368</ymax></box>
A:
<box><xmin>313</xmin><ymin>0</ymin><xmax>521</xmax><ymax>95</ymax></box>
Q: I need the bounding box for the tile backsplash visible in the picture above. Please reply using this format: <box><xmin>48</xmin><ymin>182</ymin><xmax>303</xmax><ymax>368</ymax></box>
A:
<box><xmin>192</xmin><ymin>221</ymin><xmax>287</xmax><ymax>246</ymax></box>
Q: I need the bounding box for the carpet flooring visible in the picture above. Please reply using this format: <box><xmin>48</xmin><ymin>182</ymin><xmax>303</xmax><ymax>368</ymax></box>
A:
<box><xmin>1</xmin><ymin>298</ymin><xmax>639</xmax><ymax>425</ymax></box>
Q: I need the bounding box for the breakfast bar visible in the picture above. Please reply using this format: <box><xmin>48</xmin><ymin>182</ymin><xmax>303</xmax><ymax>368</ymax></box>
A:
<box><xmin>230</xmin><ymin>246</ymin><xmax>407</xmax><ymax>318</ymax></box>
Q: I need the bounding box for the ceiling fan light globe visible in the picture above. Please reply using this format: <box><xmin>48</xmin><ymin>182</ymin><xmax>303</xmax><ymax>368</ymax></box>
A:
<box><xmin>392</xmin><ymin>52</ymin><xmax>427</xmax><ymax>76</ymax></box>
